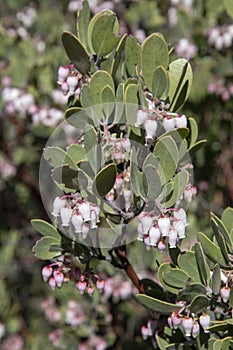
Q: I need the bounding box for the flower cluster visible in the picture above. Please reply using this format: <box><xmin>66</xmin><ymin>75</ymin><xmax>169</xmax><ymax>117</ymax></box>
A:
<box><xmin>208</xmin><ymin>78</ymin><xmax>233</xmax><ymax>102</ymax></box>
<box><xmin>168</xmin><ymin>312</ymin><xmax>211</xmax><ymax>337</ymax></box>
<box><xmin>52</xmin><ymin>194</ymin><xmax>100</xmax><ymax>239</ymax></box>
<box><xmin>135</xmin><ymin>109</ymin><xmax>188</xmax><ymax>139</ymax></box>
<box><xmin>57</xmin><ymin>64</ymin><xmax>85</xmax><ymax>98</ymax></box>
<box><xmin>102</xmin><ymin>134</ymin><xmax>131</xmax><ymax>165</ymax></box>
<box><xmin>175</xmin><ymin>38</ymin><xmax>198</xmax><ymax>60</ymax></box>
<box><xmin>206</xmin><ymin>25</ymin><xmax>233</xmax><ymax>51</ymax></box>
<box><xmin>137</xmin><ymin>208</ymin><xmax>188</xmax><ymax>250</ymax></box>
<box><xmin>0</xmin><ymin>155</ymin><xmax>16</xmax><ymax>180</ymax></box>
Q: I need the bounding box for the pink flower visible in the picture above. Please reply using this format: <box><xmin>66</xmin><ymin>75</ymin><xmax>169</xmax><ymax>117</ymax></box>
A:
<box><xmin>42</xmin><ymin>266</ymin><xmax>53</xmax><ymax>282</ymax></box>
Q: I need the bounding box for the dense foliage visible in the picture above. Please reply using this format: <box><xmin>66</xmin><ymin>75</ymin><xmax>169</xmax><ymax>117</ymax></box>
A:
<box><xmin>0</xmin><ymin>1</ymin><xmax>233</xmax><ymax>349</ymax></box>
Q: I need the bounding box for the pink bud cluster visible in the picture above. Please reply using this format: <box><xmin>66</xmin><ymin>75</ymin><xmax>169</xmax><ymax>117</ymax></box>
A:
<box><xmin>167</xmin><ymin>312</ymin><xmax>211</xmax><ymax>337</ymax></box>
<box><xmin>175</xmin><ymin>38</ymin><xmax>198</xmax><ymax>60</ymax></box>
<box><xmin>76</xmin><ymin>274</ymin><xmax>105</xmax><ymax>296</ymax></box>
<box><xmin>137</xmin><ymin>208</ymin><xmax>188</xmax><ymax>250</ymax></box>
<box><xmin>42</xmin><ymin>263</ymin><xmax>66</xmax><ymax>290</ymax></box>
<box><xmin>162</xmin><ymin>113</ymin><xmax>187</xmax><ymax>131</ymax></box>
<box><xmin>135</xmin><ymin>110</ymin><xmax>158</xmax><ymax>140</ymax></box>
<box><xmin>52</xmin><ymin>194</ymin><xmax>100</xmax><ymax>239</ymax></box>
<box><xmin>206</xmin><ymin>25</ymin><xmax>233</xmax><ymax>51</ymax></box>
<box><xmin>208</xmin><ymin>79</ymin><xmax>233</xmax><ymax>102</ymax></box>
<box><xmin>102</xmin><ymin>134</ymin><xmax>131</xmax><ymax>165</ymax></box>
<box><xmin>57</xmin><ymin>64</ymin><xmax>83</xmax><ymax>98</ymax></box>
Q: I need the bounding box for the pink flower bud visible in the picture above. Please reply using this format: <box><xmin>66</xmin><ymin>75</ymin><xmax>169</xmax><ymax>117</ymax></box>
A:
<box><xmin>51</xmin><ymin>197</ymin><xmax>66</xmax><ymax>217</ymax></box>
<box><xmin>96</xmin><ymin>279</ymin><xmax>105</xmax><ymax>291</ymax></box>
<box><xmin>192</xmin><ymin>321</ymin><xmax>200</xmax><ymax>338</ymax></box>
<box><xmin>53</xmin><ymin>270</ymin><xmax>64</xmax><ymax>288</ymax></box>
<box><xmin>114</xmin><ymin>175</ymin><xmax>123</xmax><ymax>189</ymax></box>
<box><xmin>48</xmin><ymin>276</ymin><xmax>56</xmax><ymax>290</ymax></box>
<box><xmin>135</xmin><ymin>110</ymin><xmax>148</xmax><ymax>127</ymax></box>
<box><xmin>87</xmin><ymin>285</ymin><xmax>95</xmax><ymax>296</ymax></box>
<box><xmin>173</xmin><ymin>208</ymin><xmax>187</xmax><ymax>225</ymax></box>
<box><xmin>173</xmin><ymin>220</ymin><xmax>186</xmax><ymax>239</ymax></box>
<box><xmin>82</xmin><ymin>223</ymin><xmax>89</xmax><ymax>239</ymax></box>
<box><xmin>199</xmin><ymin>314</ymin><xmax>210</xmax><ymax>333</ymax></box>
<box><xmin>57</xmin><ymin>66</ymin><xmax>69</xmax><ymax>83</ymax></box>
<box><xmin>71</xmin><ymin>212</ymin><xmax>83</xmax><ymax>233</ymax></box>
<box><xmin>171</xmin><ymin>312</ymin><xmax>182</xmax><ymax>329</ymax></box>
<box><xmin>61</xmin><ymin>81</ymin><xmax>69</xmax><ymax>95</ymax></box>
<box><xmin>175</xmin><ymin>114</ymin><xmax>187</xmax><ymax>128</ymax></box>
<box><xmin>60</xmin><ymin>207</ymin><xmax>73</xmax><ymax>226</ymax></box>
<box><xmin>182</xmin><ymin>316</ymin><xmax>194</xmax><ymax>336</ymax></box>
<box><xmin>42</xmin><ymin>266</ymin><xmax>53</xmax><ymax>282</ymax></box>
<box><xmin>158</xmin><ymin>217</ymin><xmax>171</xmax><ymax>236</ymax></box>
<box><xmin>184</xmin><ymin>186</ymin><xmax>193</xmax><ymax>203</ymax></box>
<box><xmin>141</xmin><ymin>214</ymin><xmax>153</xmax><ymax>234</ymax></box>
<box><xmin>67</xmin><ymin>75</ymin><xmax>78</xmax><ymax>93</ymax></box>
<box><xmin>163</xmin><ymin>117</ymin><xmax>175</xmax><ymax>131</ymax></box>
<box><xmin>157</xmin><ymin>240</ymin><xmax>167</xmax><ymax>253</ymax></box>
<box><xmin>148</xmin><ymin>226</ymin><xmax>161</xmax><ymax>246</ymax></box>
<box><xmin>141</xmin><ymin>326</ymin><xmax>149</xmax><ymax>340</ymax></box>
<box><xmin>220</xmin><ymin>286</ymin><xmax>230</xmax><ymax>303</ymax></box>
<box><xmin>91</xmin><ymin>204</ymin><xmax>100</xmax><ymax>221</ymax></box>
<box><xmin>144</xmin><ymin>119</ymin><xmax>157</xmax><ymax>139</ymax></box>
<box><xmin>76</xmin><ymin>280</ymin><xmax>87</xmax><ymax>295</ymax></box>
<box><xmin>78</xmin><ymin>202</ymin><xmax>91</xmax><ymax>222</ymax></box>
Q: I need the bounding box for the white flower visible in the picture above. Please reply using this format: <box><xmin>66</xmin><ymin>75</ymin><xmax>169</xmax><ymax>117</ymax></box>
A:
<box><xmin>192</xmin><ymin>321</ymin><xmax>200</xmax><ymax>338</ymax></box>
<box><xmin>163</xmin><ymin>117</ymin><xmax>175</xmax><ymax>131</ymax></box>
<box><xmin>78</xmin><ymin>202</ymin><xmax>91</xmax><ymax>221</ymax></box>
<box><xmin>199</xmin><ymin>314</ymin><xmax>211</xmax><ymax>333</ymax></box>
<box><xmin>82</xmin><ymin>223</ymin><xmax>90</xmax><ymax>239</ymax></box>
<box><xmin>135</xmin><ymin>110</ymin><xmax>148</xmax><ymax>126</ymax></box>
<box><xmin>144</xmin><ymin>119</ymin><xmax>157</xmax><ymax>139</ymax></box>
<box><xmin>158</xmin><ymin>217</ymin><xmax>171</xmax><ymax>236</ymax></box>
<box><xmin>168</xmin><ymin>229</ymin><xmax>178</xmax><ymax>248</ymax></box>
<box><xmin>175</xmin><ymin>114</ymin><xmax>187</xmax><ymax>128</ymax></box>
<box><xmin>71</xmin><ymin>212</ymin><xmax>83</xmax><ymax>233</ymax></box>
<box><xmin>58</xmin><ymin>66</ymin><xmax>69</xmax><ymax>84</ymax></box>
<box><xmin>52</xmin><ymin>197</ymin><xmax>66</xmax><ymax>217</ymax></box>
<box><xmin>182</xmin><ymin>316</ymin><xmax>194</xmax><ymax>336</ymax></box>
<box><xmin>67</xmin><ymin>75</ymin><xmax>78</xmax><ymax>93</ymax></box>
<box><xmin>173</xmin><ymin>220</ymin><xmax>186</xmax><ymax>238</ymax></box>
<box><xmin>141</xmin><ymin>214</ymin><xmax>153</xmax><ymax>234</ymax></box>
<box><xmin>60</xmin><ymin>207</ymin><xmax>73</xmax><ymax>226</ymax></box>
<box><xmin>148</xmin><ymin>226</ymin><xmax>161</xmax><ymax>246</ymax></box>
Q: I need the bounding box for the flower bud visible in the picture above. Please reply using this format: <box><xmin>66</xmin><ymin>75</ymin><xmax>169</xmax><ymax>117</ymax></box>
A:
<box><xmin>60</xmin><ymin>207</ymin><xmax>73</xmax><ymax>226</ymax></box>
<box><xmin>96</xmin><ymin>279</ymin><xmax>105</xmax><ymax>291</ymax></box>
<box><xmin>184</xmin><ymin>186</ymin><xmax>193</xmax><ymax>203</ymax></box>
<box><xmin>148</xmin><ymin>226</ymin><xmax>161</xmax><ymax>246</ymax></box>
<box><xmin>48</xmin><ymin>276</ymin><xmax>56</xmax><ymax>290</ymax></box>
<box><xmin>67</xmin><ymin>75</ymin><xmax>78</xmax><ymax>93</ymax></box>
<box><xmin>141</xmin><ymin>214</ymin><xmax>153</xmax><ymax>234</ymax></box>
<box><xmin>173</xmin><ymin>208</ymin><xmax>187</xmax><ymax>225</ymax></box>
<box><xmin>135</xmin><ymin>110</ymin><xmax>148</xmax><ymax>127</ymax></box>
<box><xmin>157</xmin><ymin>240</ymin><xmax>166</xmax><ymax>253</ymax></box>
<box><xmin>78</xmin><ymin>202</ymin><xmax>91</xmax><ymax>222</ymax></box>
<box><xmin>199</xmin><ymin>314</ymin><xmax>210</xmax><ymax>333</ymax></box>
<box><xmin>52</xmin><ymin>197</ymin><xmax>66</xmax><ymax>217</ymax></box>
<box><xmin>192</xmin><ymin>321</ymin><xmax>200</xmax><ymax>338</ymax></box>
<box><xmin>220</xmin><ymin>286</ymin><xmax>230</xmax><ymax>303</ymax></box>
<box><xmin>144</xmin><ymin>119</ymin><xmax>157</xmax><ymax>139</ymax></box>
<box><xmin>42</xmin><ymin>266</ymin><xmax>53</xmax><ymax>282</ymax></box>
<box><xmin>182</xmin><ymin>316</ymin><xmax>194</xmax><ymax>336</ymax></box>
<box><xmin>76</xmin><ymin>279</ymin><xmax>87</xmax><ymax>295</ymax></box>
<box><xmin>90</xmin><ymin>210</ymin><xmax>98</xmax><ymax>229</ymax></box>
<box><xmin>168</xmin><ymin>229</ymin><xmax>178</xmax><ymax>248</ymax></box>
<box><xmin>123</xmin><ymin>189</ymin><xmax>131</xmax><ymax>203</ymax></box>
<box><xmin>71</xmin><ymin>212</ymin><xmax>83</xmax><ymax>233</ymax></box>
<box><xmin>121</xmin><ymin>138</ymin><xmax>131</xmax><ymax>152</ymax></box>
<box><xmin>114</xmin><ymin>175</ymin><xmax>123</xmax><ymax>190</ymax></box>
<box><xmin>87</xmin><ymin>285</ymin><xmax>95</xmax><ymax>296</ymax></box>
<box><xmin>57</xmin><ymin>66</ymin><xmax>69</xmax><ymax>83</ymax></box>
<box><xmin>61</xmin><ymin>81</ymin><xmax>69</xmax><ymax>95</ymax></box>
<box><xmin>158</xmin><ymin>217</ymin><xmax>171</xmax><ymax>236</ymax></box>
<box><xmin>163</xmin><ymin>117</ymin><xmax>175</xmax><ymax>131</ymax></box>
<box><xmin>53</xmin><ymin>270</ymin><xmax>64</xmax><ymax>288</ymax></box>
<box><xmin>171</xmin><ymin>312</ymin><xmax>182</xmax><ymax>329</ymax></box>
<box><xmin>141</xmin><ymin>326</ymin><xmax>149</xmax><ymax>340</ymax></box>
<box><xmin>175</xmin><ymin>114</ymin><xmax>187</xmax><ymax>128</ymax></box>
<box><xmin>173</xmin><ymin>220</ymin><xmax>186</xmax><ymax>239</ymax></box>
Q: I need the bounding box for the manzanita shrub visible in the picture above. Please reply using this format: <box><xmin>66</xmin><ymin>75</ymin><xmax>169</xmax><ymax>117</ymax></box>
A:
<box><xmin>30</xmin><ymin>1</ymin><xmax>233</xmax><ymax>349</ymax></box>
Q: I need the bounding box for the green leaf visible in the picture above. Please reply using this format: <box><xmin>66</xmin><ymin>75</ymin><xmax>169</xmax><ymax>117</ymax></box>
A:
<box><xmin>158</xmin><ymin>262</ymin><xmax>181</xmax><ymax>294</ymax></box>
<box><xmin>153</xmin><ymin>135</ymin><xmax>179</xmax><ymax>184</ymax></box>
<box><xmin>197</xmin><ymin>232</ymin><xmax>226</xmax><ymax>266</ymax></box>
<box><xmin>189</xmin><ymin>139</ymin><xmax>207</xmax><ymax>154</ymax></box>
<box><xmin>211</xmin><ymin>264</ymin><xmax>221</xmax><ymax>295</ymax></box>
<box><xmin>130</xmin><ymin>147</ymin><xmax>140</xmax><ymax>197</ymax></box>
<box><xmin>64</xmin><ymin>107</ymin><xmax>87</xmax><ymax>129</ymax></box>
<box><xmin>80</xmin><ymin>84</ymin><xmax>94</xmax><ymax>109</ymax></box>
<box><xmin>224</xmin><ymin>0</ymin><xmax>233</xmax><ymax>18</ymax></box>
<box><xmin>101</xmin><ymin>85</ymin><xmax>115</xmax><ymax>117</ymax></box>
<box><xmin>124</xmin><ymin>85</ymin><xmax>139</xmax><ymax>124</ymax></box>
<box><xmin>43</xmin><ymin>147</ymin><xmax>75</xmax><ymax>169</ymax></box>
<box><xmin>141</xmin><ymin>33</ymin><xmax>169</xmax><ymax>91</ymax></box>
<box><xmin>152</xmin><ymin>65</ymin><xmax>169</xmax><ymax>100</ymax></box>
<box><xmin>222</xmin><ymin>207</ymin><xmax>233</xmax><ymax>235</ymax></box>
<box><xmin>164</xmin><ymin>170</ymin><xmax>189</xmax><ymax>208</ymax></box>
<box><xmin>142</xmin><ymin>165</ymin><xmax>162</xmax><ymax>201</ymax></box>
<box><xmin>178</xmin><ymin>251</ymin><xmax>202</xmax><ymax>283</ymax></box>
<box><xmin>61</xmin><ymin>31</ymin><xmax>90</xmax><ymax>74</ymax></box>
<box><xmin>33</xmin><ymin>236</ymin><xmax>61</xmax><ymax>260</ymax></box>
<box><xmin>195</xmin><ymin>242</ymin><xmax>210</xmax><ymax>286</ymax></box>
<box><xmin>31</xmin><ymin>219</ymin><xmax>60</xmax><ymax>239</ymax></box>
<box><xmin>211</xmin><ymin>218</ymin><xmax>230</xmax><ymax>263</ymax></box>
<box><xmin>52</xmin><ymin>165</ymin><xmax>79</xmax><ymax>193</ymax></box>
<box><xmin>162</xmin><ymin>268</ymin><xmax>189</xmax><ymax>290</ymax></box>
<box><xmin>229</xmin><ymin>288</ymin><xmax>233</xmax><ymax>307</ymax></box>
<box><xmin>93</xmin><ymin>163</ymin><xmax>117</xmax><ymax>197</ymax></box>
<box><xmin>90</xmin><ymin>12</ymin><xmax>120</xmax><ymax>57</ymax></box>
<box><xmin>77</xmin><ymin>0</ymin><xmax>90</xmax><ymax>50</ymax></box>
<box><xmin>188</xmin><ymin>117</ymin><xmax>198</xmax><ymax>149</ymax></box>
<box><xmin>125</xmin><ymin>36</ymin><xmax>141</xmax><ymax>77</ymax></box>
<box><xmin>111</xmin><ymin>34</ymin><xmax>127</xmax><ymax>78</ymax></box>
<box><xmin>211</xmin><ymin>212</ymin><xmax>233</xmax><ymax>250</ymax></box>
<box><xmin>168</xmin><ymin>59</ymin><xmax>193</xmax><ymax>112</ymax></box>
<box><xmin>177</xmin><ymin>283</ymin><xmax>207</xmax><ymax>303</ymax></box>
<box><xmin>136</xmin><ymin>294</ymin><xmax>181</xmax><ymax>315</ymax></box>
<box><xmin>90</xmin><ymin>70</ymin><xmax>114</xmax><ymax>105</ymax></box>
<box><xmin>66</xmin><ymin>144</ymin><xmax>87</xmax><ymax>165</ymax></box>
<box><xmin>213</xmin><ymin>340</ymin><xmax>224</xmax><ymax>350</ymax></box>
<box><xmin>189</xmin><ymin>295</ymin><xmax>210</xmax><ymax>314</ymax></box>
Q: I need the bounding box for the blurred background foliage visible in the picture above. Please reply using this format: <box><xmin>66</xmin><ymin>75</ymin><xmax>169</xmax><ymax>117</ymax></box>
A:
<box><xmin>0</xmin><ymin>0</ymin><xmax>232</xmax><ymax>349</ymax></box>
